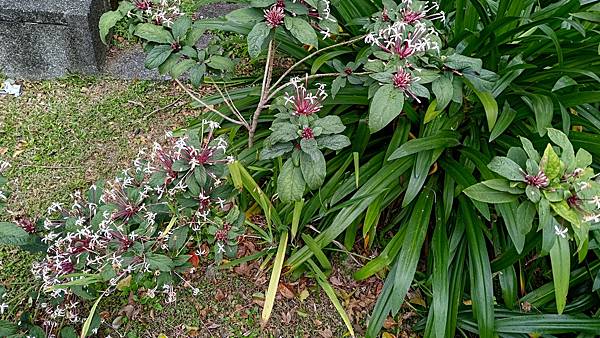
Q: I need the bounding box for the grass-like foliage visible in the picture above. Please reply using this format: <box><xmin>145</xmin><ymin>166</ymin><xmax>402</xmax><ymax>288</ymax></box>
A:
<box><xmin>2</xmin><ymin>0</ymin><xmax>600</xmax><ymax>336</ymax></box>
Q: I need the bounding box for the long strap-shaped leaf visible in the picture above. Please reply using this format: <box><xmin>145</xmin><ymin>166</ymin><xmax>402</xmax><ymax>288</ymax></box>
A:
<box><xmin>261</xmin><ymin>231</ymin><xmax>288</xmax><ymax>325</ymax></box>
<box><xmin>286</xmin><ymin>157</ymin><xmax>413</xmax><ymax>270</ymax></box>
<box><xmin>460</xmin><ymin>196</ymin><xmax>495</xmax><ymax>338</ymax></box>
<box><xmin>365</xmin><ymin>183</ymin><xmax>435</xmax><ymax>337</ymax></box>
<box><xmin>431</xmin><ymin>203</ymin><xmax>450</xmax><ymax>338</ymax></box>
<box><xmin>307</xmin><ymin>259</ymin><xmax>355</xmax><ymax>337</ymax></box>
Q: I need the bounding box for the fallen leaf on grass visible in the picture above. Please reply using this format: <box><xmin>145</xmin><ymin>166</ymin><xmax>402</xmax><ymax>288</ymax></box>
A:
<box><xmin>215</xmin><ymin>289</ymin><xmax>227</xmax><ymax>301</ymax></box>
<box><xmin>278</xmin><ymin>283</ymin><xmax>295</xmax><ymax>299</ymax></box>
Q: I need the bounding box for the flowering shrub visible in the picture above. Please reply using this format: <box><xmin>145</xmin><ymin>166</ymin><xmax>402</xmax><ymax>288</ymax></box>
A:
<box><xmin>464</xmin><ymin>128</ymin><xmax>600</xmax><ymax>313</ymax></box>
<box><xmin>261</xmin><ymin>79</ymin><xmax>350</xmax><ymax>202</ymax></box>
<box><xmin>0</xmin><ymin>122</ymin><xmax>248</xmax><ymax>335</ymax></box>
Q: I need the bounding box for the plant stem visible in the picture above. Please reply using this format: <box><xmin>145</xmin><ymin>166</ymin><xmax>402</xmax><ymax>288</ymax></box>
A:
<box><xmin>248</xmin><ymin>39</ymin><xmax>276</xmax><ymax>147</ymax></box>
<box><xmin>268</xmin><ymin>35</ymin><xmax>366</xmax><ymax>92</ymax></box>
<box><xmin>174</xmin><ymin>79</ymin><xmax>246</xmax><ymax>127</ymax></box>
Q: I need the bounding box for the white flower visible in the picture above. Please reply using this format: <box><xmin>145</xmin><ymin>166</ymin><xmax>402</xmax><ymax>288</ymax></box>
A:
<box><xmin>589</xmin><ymin>195</ymin><xmax>600</xmax><ymax>209</ymax></box>
<box><xmin>584</xmin><ymin>213</ymin><xmax>600</xmax><ymax>224</ymax></box>
<box><xmin>320</xmin><ymin>28</ymin><xmax>332</xmax><ymax>39</ymax></box>
<box><xmin>554</xmin><ymin>225</ymin><xmax>568</xmax><ymax>238</ymax></box>
<box><xmin>0</xmin><ymin>303</ymin><xmax>8</xmax><ymax>314</ymax></box>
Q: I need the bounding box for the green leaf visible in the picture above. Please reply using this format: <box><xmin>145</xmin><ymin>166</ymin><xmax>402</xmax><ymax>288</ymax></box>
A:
<box><xmin>61</xmin><ymin>326</ymin><xmax>78</xmax><ymax>338</ymax></box>
<box><xmin>488</xmin><ymin>156</ymin><xmax>524</xmax><ymax>181</ymax></box>
<box><xmin>463</xmin><ymin>183</ymin><xmax>519</xmax><ymax>204</ymax></box>
<box><xmin>172</xmin><ymin>16</ymin><xmax>192</xmax><ymax>39</ymax></box>
<box><xmin>331</xmin><ymin>76</ymin><xmax>346</xmax><ymax>98</ymax></box>
<box><xmin>516</xmin><ymin>200</ymin><xmax>536</xmax><ymax>235</ymax></box>
<box><xmin>284</xmin><ymin>16</ymin><xmax>318</xmax><ymax>47</ymax></box>
<box><xmin>540</xmin><ymin>144</ymin><xmax>561</xmax><ymax>180</ymax></box>
<box><xmin>473</xmin><ymin>88</ymin><xmax>498</xmax><ymax>130</ymax></box>
<box><xmin>189</xmin><ymin>64</ymin><xmax>206</xmax><ymax>88</ymax></box>
<box><xmin>461</xmin><ymin>198</ymin><xmax>494</xmax><ymax>338</ymax></box>
<box><xmin>183</xmin><ymin>22</ymin><xmax>206</xmax><ymax>46</ymax></box>
<box><xmin>432</xmin><ymin>75</ymin><xmax>453</xmax><ymax>110</ymax></box>
<box><xmin>432</xmin><ymin>208</ymin><xmax>450</xmax><ymax>338</ymax></box>
<box><xmin>520</xmin><ymin>137</ymin><xmax>541</xmax><ymax>162</ymax></box>
<box><xmin>302</xmin><ymin>236</ymin><xmax>332</xmax><ymax>271</ymax></box>
<box><xmin>225</xmin><ymin>7</ymin><xmax>265</xmax><ymax>23</ymax></box>
<box><xmin>368</xmin><ymin>84</ymin><xmax>405</xmax><ymax>133</ymax></box>
<box><xmin>147</xmin><ymin>254</ymin><xmax>174</xmax><ymax>271</ymax></box>
<box><xmin>550</xmin><ymin>236</ymin><xmax>570</xmax><ymax>314</ymax></box>
<box><xmin>489</xmin><ymin>102</ymin><xmax>517</xmax><ymax>141</ymax></box>
<box><xmin>260</xmin><ymin>142</ymin><xmax>294</xmax><ymax>160</ymax></box>
<box><xmin>291</xmin><ymin>200</ymin><xmax>303</xmax><ymax>239</ymax></box>
<box><xmin>170</xmin><ymin>59</ymin><xmax>195</xmax><ymax>78</ymax></box>
<box><xmin>207</xmin><ymin>55</ymin><xmax>235</xmax><ymax>71</ymax></box>
<box><xmin>312</xmin><ymin>116</ymin><xmax>345</xmax><ymax>134</ymax></box>
<box><xmin>366</xmin><ymin>186</ymin><xmax>434</xmax><ymax>337</ymax></box>
<box><xmin>552</xmin><ymin>75</ymin><xmax>577</xmax><ymax>92</ymax></box>
<box><xmin>307</xmin><ymin>260</ymin><xmax>354</xmax><ymax>336</ymax></box>
<box><xmin>444</xmin><ymin>54</ymin><xmax>482</xmax><ymax>72</ymax></box>
<box><xmin>247</xmin><ymin>22</ymin><xmax>271</xmax><ymax>58</ymax></box>
<box><xmin>0</xmin><ymin>320</ymin><xmax>18</xmax><ymax>336</ymax></box>
<box><xmin>0</xmin><ymin>222</ymin><xmax>30</xmax><ymax>246</ymax></box>
<box><xmin>481</xmin><ymin>179</ymin><xmax>524</xmax><ymax>194</ymax></box>
<box><xmin>363</xmin><ymin>194</ymin><xmax>383</xmax><ymax>239</ymax></box>
<box><xmin>80</xmin><ymin>295</ymin><xmax>103</xmax><ymax>338</ymax></box>
<box><xmin>388</xmin><ymin>130</ymin><xmax>460</xmax><ymax>160</ymax></box>
<box><xmin>524</xmin><ymin>95</ymin><xmax>554</xmax><ymax>137</ymax></box>
<box><xmin>278</xmin><ymin>159</ymin><xmax>305</xmax><ymax>203</ymax></box>
<box><xmin>496</xmin><ymin>202</ymin><xmax>525</xmax><ymax>253</ymax></box>
<box><xmin>168</xmin><ymin>226</ymin><xmax>189</xmax><ymax>251</ymax></box>
<box><xmin>300</xmin><ymin>150</ymin><xmax>326</xmax><ymax>190</ymax></box>
<box><xmin>99</xmin><ymin>10</ymin><xmax>124</xmax><ymax>44</ymax></box>
<box><xmin>551</xmin><ymin>201</ymin><xmax>580</xmax><ymax>227</ymax></box>
<box><xmin>135</xmin><ymin>23</ymin><xmax>173</xmax><ymax>44</ymax></box>
<box><xmin>316</xmin><ymin>134</ymin><xmax>351</xmax><ymax>150</ymax></box>
<box><xmin>547</xmin><ymin>128</ymin><xmax>575</xmax><ymax>171</ymax></box>
<box><xmin>145</xmin><ymin>45</ymin><xmax>173</xmax><ymax>69</ymax></box>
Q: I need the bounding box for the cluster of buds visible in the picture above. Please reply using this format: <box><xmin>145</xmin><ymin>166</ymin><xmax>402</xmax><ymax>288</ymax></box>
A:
<box><xmin>365</xmin><ymin>0</ymin><xmax>444</xmax><ymax>59</ymax></box>
<box><xmin>264</xmin><ymin>4</ymin><xmax>285</xmax><ymax>28</ymax></box>
<box><xmin>284</xmin><ymin>78</ymin><xmax>328</xmax><ymax>116</ymax></box>
<box><xmin>128</xmin><ymin>0</ymin><xmax>183</xmax><ymax>27</ymax></box>
<box><xmin>524</xmin><ymin>170</ymin><xmax>549</xmax><ymax>188</ymax></box>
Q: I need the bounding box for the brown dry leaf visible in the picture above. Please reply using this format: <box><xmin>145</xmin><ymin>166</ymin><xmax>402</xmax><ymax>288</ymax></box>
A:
<box><xmin>215</xmin><ymin>289</ymin><xmax>227</xmax><ymax>301</ymax></box>
<box><xmin>407</xmin><ymin>289</ymin><xmax>426</xmax><ymax>307</ymax></box>
<box><xmin>278</xmin><ymin>283</ymin><xmax>295</xmax><ymax>299</ymax></box>
<box><xmin>282</xmin><ymin>311</ymin><xmax>293</xmax><ymax>324</ymax></box>
<box><xmin>0</xmin><ymin>147</ymin><xmax>7</xmax><ymax>155</ymax></box>
<box><xmin>329</xmin><ymin>276</ymin><xmax>343</xmax><ymax>286</ymax></box>
<box><xmin>383</xmin><ymin>317</ymin><xmax>397</xmax><ymax>329</ymax></box>
<box><xmin>234</xmin><ymin>262</ymin><xmax>250</xmax><ymax>276</ymax></box>
<box><xmin>318</xmin><ymin>328</ymin><xmax>333</xmax><ymax>338</ymax></box>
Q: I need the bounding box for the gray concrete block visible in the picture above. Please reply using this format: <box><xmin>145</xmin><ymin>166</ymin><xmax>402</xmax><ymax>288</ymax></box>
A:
<box><xmin>0</xmin><ymin>0</ymin><xmax>110</xmax><ymax>79</ymax></box>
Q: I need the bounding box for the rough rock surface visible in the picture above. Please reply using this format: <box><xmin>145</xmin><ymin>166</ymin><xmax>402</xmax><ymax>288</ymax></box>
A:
<box><xmin>0</xmin><ymin>0</ymin><xmax>109</xmax><ymax>79</ymax></box>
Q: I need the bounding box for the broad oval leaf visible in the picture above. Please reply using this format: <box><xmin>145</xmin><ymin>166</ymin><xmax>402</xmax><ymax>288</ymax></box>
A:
<box><xmin>368</xmin><ymin>84</ymin><xmax>405</xmax><ymax>133</ymax></box>
<box><xmin>284</xmin><ymin>16</ymin><xmax>318</xmax><ymax>48</ymax></box>
<box><xmin>463</xmin><ymin>183</ymin><xmax>519</xmax><ymax>204</ymax></box>
<box><xmin>135</xmin><ymin>23</ymin><xmax>174</xmax><ymax>44</ymax></box>
<box><xmin>247</xmin><ymin>22</ymin><xmax>271</xmax><ymax>58</ymax></box>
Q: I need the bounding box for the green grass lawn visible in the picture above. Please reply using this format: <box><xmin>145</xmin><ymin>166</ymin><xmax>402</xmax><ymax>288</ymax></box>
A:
<box><xmin>0</xmin><ymin>76</ymin><xmax>353</xmax><ymax>337</ymax></box>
